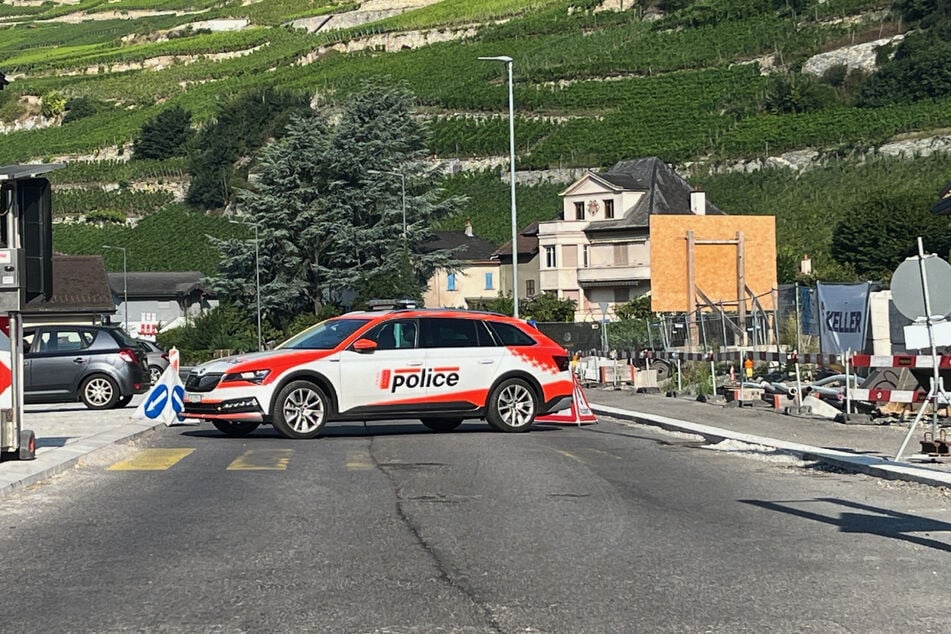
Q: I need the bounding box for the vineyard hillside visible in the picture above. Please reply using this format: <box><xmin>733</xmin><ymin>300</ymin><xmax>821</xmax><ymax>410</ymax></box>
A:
<box><xmin>0</xmin><ymin>0</ymin><xmax>947</xmax><ymax>282</ymax></box>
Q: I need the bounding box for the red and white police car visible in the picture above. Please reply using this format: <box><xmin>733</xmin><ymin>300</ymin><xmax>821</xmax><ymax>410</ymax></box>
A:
<box><xmin>181</xmin><ymin>306</ymin><xmax>575</xmax><ymax>439</ymax></box>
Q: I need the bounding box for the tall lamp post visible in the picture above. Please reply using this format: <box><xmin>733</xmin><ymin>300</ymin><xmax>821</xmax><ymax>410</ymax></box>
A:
<box><xmin>478</xmin><ymin>55</ymin><xmax>519</xmax><ymax>319</ymax></box>
<box><xmin>368</xmin><ymin>168</ymin><xmax>409</xmax><ymax>295</ymax></box>
<box><xmin>230</xmin><ymin>220</ymin><xmax>262</xmax><ymax>351</ymax></box>
<box><xmin>102</xmin><ymin>245</ymin><xmax>128</xmax><ymax>331</ymax></box>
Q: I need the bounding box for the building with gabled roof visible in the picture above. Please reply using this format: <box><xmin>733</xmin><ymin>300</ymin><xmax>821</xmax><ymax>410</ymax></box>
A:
<box><xmin>536</xmin><ymin>157</ymin><xmax>732</xmax><ymax>321</ymax></box>
<box><xmin>422</xmin><ymin>223</ymin><xmax>501</xmax><ymax>310</ymax></box>
<box><xmin>106</xmin><ymin>270</ymin><xmax>216</xmax><ymax>338</ymax></box>
<box><xmin>22</xmin><ymin>254</ymin><xmax>115</xmax><ymax>325</ymax></box>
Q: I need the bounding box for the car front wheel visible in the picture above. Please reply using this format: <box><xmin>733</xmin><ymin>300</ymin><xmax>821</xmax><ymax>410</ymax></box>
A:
<box><xmin>486</xmin><ymin>378</ymin><xmax>537</xmax><ymax>433</ymax></box>
<box><xmin>149</xmin><ymin>365</ymin><xmax>164</xmax><ymax>385</ymax></box>
<box><xmin>271</xmin><ymin>380</ymin><xmax>331</xmax><ymax>439</ymax></box>
<box><xmin>212</xmin><ymin>420</ymin><xmax>260</xmax><ymax>437</ymax></box>
<box><xmin>81</xmin><ymin>374</ymin><xmax>120</xmax><ymax>410</ymax></box>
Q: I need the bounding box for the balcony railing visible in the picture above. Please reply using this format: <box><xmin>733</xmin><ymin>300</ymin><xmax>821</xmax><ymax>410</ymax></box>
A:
<box><xmin>576</xmin><ymin>264</ymin><xmax>650</xmax><ymax>285</ymax></box>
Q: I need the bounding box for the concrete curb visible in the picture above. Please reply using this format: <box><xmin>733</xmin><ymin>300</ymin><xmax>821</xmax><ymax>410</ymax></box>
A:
<box><xmin>0</xmin><ymin>421</ymin><xmax>165</xmax><ymax>498</ymax></box>
<box><xmin>590</xmin><ymin>402</ymin><xmax>951</xmax><ymax>490</ymax></box>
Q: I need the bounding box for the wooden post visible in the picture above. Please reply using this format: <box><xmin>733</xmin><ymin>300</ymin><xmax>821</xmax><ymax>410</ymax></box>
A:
<box><xmin>686</xmin><ymin>230</ymin><xmax>698</xmax><ymax>349</ymax></box>
<box><xmin>737</xmin><ymin>231</ymin><xmax>747</xmax><ymax>347</ymax></box>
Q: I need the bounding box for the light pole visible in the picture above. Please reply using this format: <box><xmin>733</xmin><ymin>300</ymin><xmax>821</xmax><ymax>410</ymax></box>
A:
<box><xmin>368</xmin><ymin>168</ymin><xmax>409</xmax><ymax>295</ymax></box>
<box><xmin>230</xmin><ymin>220</ymin><xmax>261</xmax><ymax>351</ymax></box>
<box><xmin>102</xmin><ymin>245</ymin><xmax>128</xmax><ymax>331</ymax></box>
<box><xmin>478</xmin><ymin>55</ymin><xmax>519</xmax><ymax>319</ymax></box>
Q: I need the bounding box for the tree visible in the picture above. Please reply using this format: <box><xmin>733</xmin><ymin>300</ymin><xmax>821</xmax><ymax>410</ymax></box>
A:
<box><xmin>856</xmin><ymin>30</ymin><xmax>951</xmax><ymax>107</ymax></box>
<box><xmin>210</xmin><ymin>81</ymin><xmax>466</xmax><ymax>329</ymax></box>
<box><xmin>132</xmin><ymin>105</ymin><xmax>193</xmax><ymax>160</ymax></box>
<box><xmin>830</xmin><ymin>189</ymin><xmax>951</xmax><ymax>280</ymax></box>
<box><xmin>521</xmin><ymin>292</ymin><xmax>576</xmax><ymax>322</ymax></box>
<box><xmin>186</xmin><ymin>87</ymin><xmax>310</xmax><ymax>209</ymax></box>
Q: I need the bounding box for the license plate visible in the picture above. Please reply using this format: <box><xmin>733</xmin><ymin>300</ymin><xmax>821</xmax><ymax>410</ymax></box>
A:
<box><xmin>185</xmin><ymin>393</ymin><xmax>202</xmax><ymax>403</ymax></box>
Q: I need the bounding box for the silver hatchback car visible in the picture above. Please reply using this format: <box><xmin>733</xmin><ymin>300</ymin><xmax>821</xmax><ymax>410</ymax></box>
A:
<box><xmin>137</xmin><ymin>340</ymin><xmax>170</xmax><ymax>385</ymax></box>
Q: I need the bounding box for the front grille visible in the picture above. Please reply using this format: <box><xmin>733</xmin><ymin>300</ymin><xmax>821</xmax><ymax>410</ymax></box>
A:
<box><xmin>185</xmin><ymin>372</ymin><xmax>223</xmax><ymax>392</ymax></box>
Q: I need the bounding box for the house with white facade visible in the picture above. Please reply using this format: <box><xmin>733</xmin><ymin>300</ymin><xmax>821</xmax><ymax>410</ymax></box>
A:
<box><xmin>537</xmin><ymin>157</ymin><xmax>724</xmax><ymax>322</ymax></box>
<box><xmin>107</xmin><ymin>271</ymin><xmax>217</xmax><ymax>339</ymax></box>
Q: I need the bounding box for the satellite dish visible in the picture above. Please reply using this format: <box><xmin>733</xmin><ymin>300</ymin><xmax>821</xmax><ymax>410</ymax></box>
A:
<box><xmin>891</xmin><ymin>254</ymin><xmax>951</xmax><ymax>320</ymax></box>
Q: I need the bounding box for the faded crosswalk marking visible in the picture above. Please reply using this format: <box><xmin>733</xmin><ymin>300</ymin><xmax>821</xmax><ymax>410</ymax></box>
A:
<box><xmin>108</xmin><ymin>448</ymin><xmax>195</xmax><ymax>471</ymax></box>
<box><xmin>227</xmin><ymin>449</ymin><xmax>293</xmax><ymax>471</ymax></box>
<box><xmin>346</xmin><ymin>450</ymin><xmax>374</xmax><ymax>470</ymax></box>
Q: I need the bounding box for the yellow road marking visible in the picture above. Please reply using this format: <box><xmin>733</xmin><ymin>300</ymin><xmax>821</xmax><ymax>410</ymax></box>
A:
<box><xmin>108</xmin><ymin>448</ymin><xmax>195</xmax><ymax>471</ymax></box>
<box><xmin>346</xmin><ymin>450</ymin><xmax>374</xmax><ymax>470</ymax></box>
<box><xmin>556</xmin><ymin>450</ymin><xmax>583</xmax><ymax>463</ymax></box>
<box><xmin>227</xmin><ymin>449</ymin><xmax>293</xmax><ymax>471</ymax></box>
<box><xmin>582</xmin><ymin>448</ymin><xmax>622</xmax><ymax>460</ymax></box>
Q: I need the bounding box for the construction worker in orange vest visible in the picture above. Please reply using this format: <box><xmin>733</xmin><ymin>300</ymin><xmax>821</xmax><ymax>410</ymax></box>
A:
<box><xmin>744</xmin><ymin>357</ymin><xmax>754</xmax><ymax>379</ymax></box>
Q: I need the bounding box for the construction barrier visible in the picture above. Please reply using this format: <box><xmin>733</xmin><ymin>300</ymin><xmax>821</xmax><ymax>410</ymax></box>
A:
<box><xmin>537</xmin><ymin>375</ymin><xmax>597</xmax><ymax>425</ymax></box>
<box><xmin>575</xmin><ymin>348</ymin><xmax>947</xmax><ymax>413</ymax></box>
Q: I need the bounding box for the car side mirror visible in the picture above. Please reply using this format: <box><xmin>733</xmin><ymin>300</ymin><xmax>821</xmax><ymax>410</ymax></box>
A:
<box><xmin>352</xmin><ymin>338</ymin><xmax>378</xmax><ymax>353</ymax></box>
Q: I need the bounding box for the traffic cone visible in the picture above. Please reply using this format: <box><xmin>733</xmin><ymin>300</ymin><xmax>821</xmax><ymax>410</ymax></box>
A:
<box><xmin>536</xmin><ymin>374</ymin><xmax>598</xmax><ymax>426</ymax></box>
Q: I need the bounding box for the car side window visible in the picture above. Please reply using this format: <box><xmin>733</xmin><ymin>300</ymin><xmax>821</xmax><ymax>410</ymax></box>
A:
<box><xmin>486</xmin><ymin>321</ymin><xmax>538</xmax><ymax>346</ymax></box>
<box><xmin>365</xmin><ymin>320</ymin><xmax>418</xmax><ymax>350</ymax></box>
<box><xmin>34</xmin><ymin>330</ymin><xmax>55</xmax><ymax>353</ymax></box>
<box><xmin>421</xmin><ymin>318</ymin><xmax>488</xmax><ymax>348</ymax></box>
<box><xmin>53</xmin><ymin>329</ymin><xmax>87</xmax><ymax>352</ymax></box>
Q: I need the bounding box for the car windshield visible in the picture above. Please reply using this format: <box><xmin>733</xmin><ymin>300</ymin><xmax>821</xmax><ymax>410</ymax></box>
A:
<box><xmin>278</xmin><ymin>318</ymin><xmax>370</xmax><ymax>350</ymax></box>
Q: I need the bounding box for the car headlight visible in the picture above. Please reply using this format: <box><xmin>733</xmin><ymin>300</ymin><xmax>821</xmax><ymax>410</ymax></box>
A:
<box><xmin>222</xmin><ymin>369</ymin><xmax>271</xmax><ymax>385</ymax></box>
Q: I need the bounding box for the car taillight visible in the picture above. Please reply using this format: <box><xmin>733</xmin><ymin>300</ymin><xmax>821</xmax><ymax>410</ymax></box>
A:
<box><xmin>553</xmin><ymin>354</ymin><xmax>570</xmax><ymax>372</ymax></box>
<box><xmin>161</xmin><ymin>353</ymin><xmax>169</xmax><ymax>361</ymax></box>
<box><xmin>118</xmin><ymin>348</ymin><xmax>138</xmax><ymax>364</ymax></box>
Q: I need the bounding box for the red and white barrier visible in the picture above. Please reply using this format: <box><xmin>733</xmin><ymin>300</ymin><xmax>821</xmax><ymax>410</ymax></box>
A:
<box><xmin>537</xmin><ymin>375</ymin><xmax>597</xmax><ymax>425</ymax></box>
<box><xmin>847</xmin><ymin>388</ymin><xmax>925</xmax><ymax>403</ymax></box>
<box><xmin>649</xmin><ymin>350</ymin><xmax>843</xmax><ymax>365</ymax></box>
<box><xmin>850</xmin><ymin>354</ymin><xmax>951</xmax><ymax>368</ymax></box>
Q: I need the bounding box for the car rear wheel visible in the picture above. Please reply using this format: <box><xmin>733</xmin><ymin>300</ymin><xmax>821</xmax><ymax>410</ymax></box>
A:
<box><xmin>212</xmin><ymin>420</ymin><xmax>260</xmax><ymax>437</ymax></box>
<box><xmin>115</xmin><ymin>395</ymin><xmax>133</xmax><ymax>408</ymax></box>
<box><xmin>81</xmin><ymin>374</ymin><xmax>120</xmax><ymax>410</ymax></box>
<box><xmin>421</xmin><ymin>417</ymin><xmax>463</xmax><ymax>432</ymax></box>
<box><xmin>149</xmin><ymin>365</ymin><xmax>164</xmax><ymax>385</ymax></box>
<box><xmin>272</xmin><ymin>380</ymin><xmax>330</xmax><ymax>440</ymax></box>
<box><xmin>486</xmin><ymin>378</ymin><xmax>537</xmax><ymax>433</ymax></box>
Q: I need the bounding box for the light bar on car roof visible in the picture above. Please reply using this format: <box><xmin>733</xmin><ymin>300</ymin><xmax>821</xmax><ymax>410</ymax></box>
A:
<box><xmin>367</xmin><ymin>299</ymin><xmax>418</xmax><ymax>310</ymax></box>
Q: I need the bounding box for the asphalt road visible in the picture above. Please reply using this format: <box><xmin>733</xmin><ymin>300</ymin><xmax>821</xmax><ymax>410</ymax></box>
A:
<box><xmin>1</xmin><ymin>417</ymin><xmax>951</xmax><ymax>633</ymax></box>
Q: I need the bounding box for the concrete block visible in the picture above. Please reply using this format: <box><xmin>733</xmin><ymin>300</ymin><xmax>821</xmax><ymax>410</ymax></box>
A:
<box><xmin>800</xmin><ymin>395</ymin><xmax>842</xmax><ymax>419</ymax></box>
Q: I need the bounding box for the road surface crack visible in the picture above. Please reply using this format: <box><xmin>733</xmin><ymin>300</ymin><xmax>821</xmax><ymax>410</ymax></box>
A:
<box><xmin>369</xmin><ymin>437</ymin><xmax>504</xmax><ymax>633</ymax></box>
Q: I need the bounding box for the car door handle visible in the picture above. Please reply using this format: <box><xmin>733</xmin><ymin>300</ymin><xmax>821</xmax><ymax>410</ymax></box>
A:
<box><xmin>478</xmin><ymin>359</ymin><xmax>496</xmax><ymax>364</ymax></box>
<box><xmin>73</xmin><ymin>357</ymin><xmax>86</xmax><ymax>364</ymax></box>
<box><xmin>406</xmin><ymin>362</ymin><xmax>423</xmax><ymax>367</ymax></box>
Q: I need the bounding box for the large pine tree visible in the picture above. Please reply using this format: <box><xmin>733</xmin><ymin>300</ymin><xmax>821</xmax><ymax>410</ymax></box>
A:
<box><xmin>211</xmin><ymin>81</ymin><xmax>465</xmax><ymax>329</ymax></box>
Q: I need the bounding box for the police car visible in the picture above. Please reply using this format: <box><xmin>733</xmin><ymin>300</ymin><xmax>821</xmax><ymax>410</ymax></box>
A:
<box><xmin>181</xmin><ymin>306</ymin><xmax>575</xmax><ymax>439</ymax></box>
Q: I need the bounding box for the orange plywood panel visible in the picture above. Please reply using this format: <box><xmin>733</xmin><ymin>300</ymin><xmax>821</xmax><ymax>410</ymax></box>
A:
<box><xmin>649</xmin><ymin>215</ymin><xmax>776</xmax><ymax>312</ymax></box>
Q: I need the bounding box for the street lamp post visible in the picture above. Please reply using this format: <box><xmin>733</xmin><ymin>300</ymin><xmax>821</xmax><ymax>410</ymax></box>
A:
<box><xmin>102</xmin><ymin>245</ymin><xmax>128</xmax><ymax>331</ymax></box>
<box><xmin>368</xmin><ymin>168</ymin><xmax>410</xmax><ymax>296</ymax></box>
<box><xmin>478</xmin><ymin>55</ymin><xmax>519</xmax><ymax>318</ymax></box>
<box><xmin>230</xmin><ymin>220</ymin><xmax>261</xmax><ymax>351</ymax></box>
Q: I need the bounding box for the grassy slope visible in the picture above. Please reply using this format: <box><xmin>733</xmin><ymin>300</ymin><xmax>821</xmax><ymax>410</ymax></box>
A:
<box><xmin>0</xmin><ymin>0</ymin><xmax>939</xmax><ymax>280</ymax></box>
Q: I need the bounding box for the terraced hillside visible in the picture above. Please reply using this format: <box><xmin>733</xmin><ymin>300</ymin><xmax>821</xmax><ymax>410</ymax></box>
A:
<box><xmin>0</xmin><ymin>0</ymin><xmax>948</xmax><ymax>282</ymax></box>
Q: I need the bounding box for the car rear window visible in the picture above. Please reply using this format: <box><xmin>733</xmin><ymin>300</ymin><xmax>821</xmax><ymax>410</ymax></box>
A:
<box><xmin>279</xmin><ymin>318</ymin><xmax>371</xmax><ymax>350</ymax></box>
<box><xmin>486</xmin><ymin>321</ymin><xmax>537</xmax><ymax>346</ymax></box>
<box><xmin>109</xmin><ymin>328</ymin><xmax>142</xmax><ymax>348</ymax></box>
